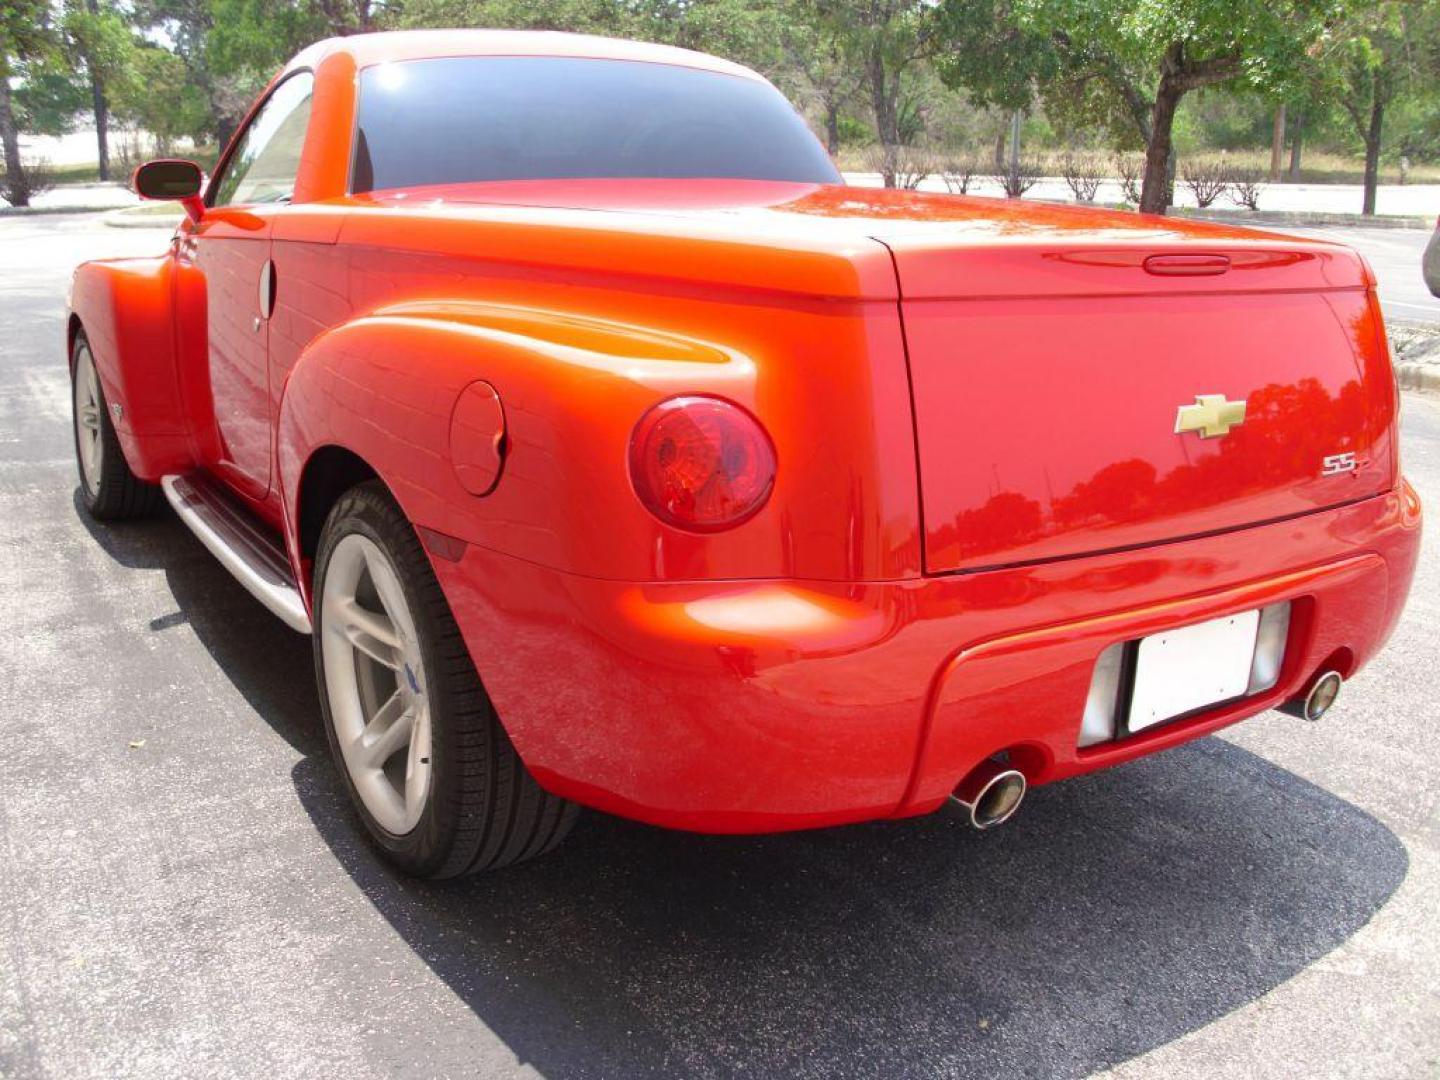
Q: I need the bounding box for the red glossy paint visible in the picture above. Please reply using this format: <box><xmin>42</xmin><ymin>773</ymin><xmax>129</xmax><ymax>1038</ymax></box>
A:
<box><xmin>70</xmin><ymin>30</ymin><xmax>1422</xmax><ymax>833</ymax></box>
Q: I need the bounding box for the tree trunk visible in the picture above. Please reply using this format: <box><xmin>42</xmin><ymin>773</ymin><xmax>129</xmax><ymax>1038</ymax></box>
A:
<box><xmin>825</xmin><ymin>101</ymin><xmax>840</xmax><ymax>155</ymax></box>
<box><xmin>90</xmin><ymin>74</ymin><xmax>110</xmax><ymax>182</ymax></box>
<box><xmin>1288</xmin><ymin>112</ymin><xmax>1304</xmax><ymax>181</ymax></box>
<box><xmin>1362</xmin><ymin>97</ymin><xmax>1383</xmax><ymax>216</ymax></box>
<box><xmin>1007</xmin><ymin>109</ymin><xmax>1021</xmax><ymax>192</ymax></box>
<box><xmin>867</xmin><ymin>60</ymin><xmax>899</xmax><ymax>187</ymax></box>
<box><xmin>85</xmin><ymin>0</ymin><xmax>109</xmax><ymax>182</ymax></box>
<box><xmin>866</xmin><ymin>49</ymin><xmax>898</xmax><ymax>147</ymax></box>
<box><xmin>1140</xmin><ymin>79</ymin><xmax>1182</xmax><ymax>215</ymax></box>
<box><xmin>1269</xmin><ymin>104</ymin><xmax>1285</xmax><ymax>182</ymax></box>
<box><xmin>0</xmin><ymin>61</ymin><xmax>28</xmax><ymax>207</ymax></box>
<box><xmin>993</xmin><ymin>128</ymin><xmax>1005</xmax><ymax>173</ymax></box>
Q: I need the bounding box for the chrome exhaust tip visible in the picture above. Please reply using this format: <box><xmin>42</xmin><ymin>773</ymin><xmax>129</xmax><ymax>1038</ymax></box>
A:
<box><xmin>1281</xmin><ymin>669</ymin><xmax>1343</xmax><ymax>722</ymax></box>
<box><xmin>950</xmin><ymin>760</ymin><xmax>1027</xmax><ymax>830</ymax></box>
<box><xmin>1301</xmin><ymin>670</ymin><xmax>1343</xmax><ymax>722</ymax></box>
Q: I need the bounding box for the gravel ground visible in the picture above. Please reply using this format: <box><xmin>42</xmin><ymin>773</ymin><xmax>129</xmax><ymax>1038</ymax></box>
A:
<box><xmin>1</xmin><ymin>214</ymin><xmax>1437</xmax><ymax>1080</ymax></box>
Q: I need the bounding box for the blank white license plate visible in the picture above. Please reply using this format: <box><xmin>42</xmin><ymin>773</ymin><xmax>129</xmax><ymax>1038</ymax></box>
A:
<box><xmin>1128</xmin><ymin>610</ymin><xmax>1260</xmax><ymax>732</ymax></box>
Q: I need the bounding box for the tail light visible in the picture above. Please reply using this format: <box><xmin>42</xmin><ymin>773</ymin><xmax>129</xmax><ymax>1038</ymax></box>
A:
<box><xmin>628</xmin><ymin>396</ymin><xmax>776</xmax><ymax>532</ymax></box>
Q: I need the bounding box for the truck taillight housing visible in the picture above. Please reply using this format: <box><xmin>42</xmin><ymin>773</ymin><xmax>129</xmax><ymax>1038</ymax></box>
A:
<box><xmin>628</xmin><ymin>396</ymin><xmax>775</xmax><ymax>532</ymax></box>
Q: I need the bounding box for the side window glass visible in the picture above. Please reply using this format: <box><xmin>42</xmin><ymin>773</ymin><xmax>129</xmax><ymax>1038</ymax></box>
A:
<box><xmin>211</xmin><ymin>73</ymin><xmax>314</xmax><ymax>207</ymax></box>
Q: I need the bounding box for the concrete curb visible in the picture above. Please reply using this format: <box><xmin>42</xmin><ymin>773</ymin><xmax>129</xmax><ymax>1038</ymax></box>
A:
<box><xmin>1393</xmin><ymin>328</ymin><xmax>1440</xmax><ymax>393</ymax></box>
<box><xmin>1172</xmin><ymin>207</ymin><xmax>1432</xmax><ymax>230</ymax></box>
<box><xmin>102</xmin><ymin>209</ymin><xmax>181</xmax><ymax>229</ymax></box>
<box><xmin>0</xmin><ymin>205</ymin><xmax>131</xmax><ymax>217</ymax></box>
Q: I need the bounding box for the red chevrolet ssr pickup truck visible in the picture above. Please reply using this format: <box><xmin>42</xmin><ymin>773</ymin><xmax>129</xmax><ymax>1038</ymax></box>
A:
<box><xmin>67</xmin><ymin>30</ymin><xmax>1420</xmax><ymax>877</ymax></box>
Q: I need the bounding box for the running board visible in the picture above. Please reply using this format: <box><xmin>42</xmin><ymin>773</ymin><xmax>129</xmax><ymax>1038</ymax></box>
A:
<box><xmin>161</xmin><ymin>474</ymin><xmax>312</xmax><ymax>634</ymax></box>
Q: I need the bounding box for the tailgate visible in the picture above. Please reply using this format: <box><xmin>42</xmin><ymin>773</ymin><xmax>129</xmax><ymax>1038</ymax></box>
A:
<box><xmin>889</xmin><ymin>241</ymin><xmax>1398</xmax><ymax>574</ymax></box>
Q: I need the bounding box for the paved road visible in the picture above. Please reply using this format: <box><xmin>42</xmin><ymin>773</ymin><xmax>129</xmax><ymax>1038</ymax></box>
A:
<box><xmin>1</xmin><ymin>215</ymin><xmax>1437</xmax><ymax>1079</ymax></box>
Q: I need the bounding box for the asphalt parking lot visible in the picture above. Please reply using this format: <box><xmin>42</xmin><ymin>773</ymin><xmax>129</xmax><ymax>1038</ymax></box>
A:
<box><xmin>1</xmin><ymin>214</ymin><xmax>1437</xmax><ymax>1080</ymax></box>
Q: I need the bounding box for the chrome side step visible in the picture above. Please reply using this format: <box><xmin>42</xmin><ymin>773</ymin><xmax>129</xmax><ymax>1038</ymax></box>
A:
<box><xmin>161</xmin><ymin>474</ymin><xmax>312</xmax><ymax>634</ymax></box>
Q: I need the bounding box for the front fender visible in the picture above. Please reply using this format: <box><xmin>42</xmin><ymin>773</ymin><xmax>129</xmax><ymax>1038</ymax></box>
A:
<box><xmin>69</xmin><ymin>255</ymin><xmax>195</xmax><ymax>479</ymax></box>
<box><xmin>276</xmin><ymin>300</ymin><xmax>758</xmax><ymax>590</ymax></box>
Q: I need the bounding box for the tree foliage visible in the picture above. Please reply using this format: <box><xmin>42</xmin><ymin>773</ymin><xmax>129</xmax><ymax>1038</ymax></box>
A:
<box><xmin>1</xmin><ymin>0</ymin><xmax>61</xmax><ymax>204</ymax></box>
<box><xmin>1306</xmin><ymin>0</ymin><xmax>1440</xmax><ymax>212</ymax></box>
<box><xmin>937</xmin><ymin>0</ymin><xmax>1340</xmax><ymax>211</ymax></box>
<box><xmin>6</xmin><ymin>0</ymin><xmax>1440</xmax><ymax>213</ymax></box>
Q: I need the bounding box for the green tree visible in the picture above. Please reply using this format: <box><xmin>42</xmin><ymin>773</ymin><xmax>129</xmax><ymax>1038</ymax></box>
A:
<box><xmin>130</xmin><ymin>0</ymin><xmax>261</xmax><ymax>147</ymax></box>
<box><xmin>1</xmin><ymin>0</ymin><xmax>59</xmax><ymax>206</ymax></box>
<box><xmin>939</xmin><ymin>0</ymin><xmax>1337</xmax><ymax>213</ymax></box>
<box><xmin>61</xmin><ymin>0</ymin><xmax>141</xmax><ymax>181</ymax></box>
<box><xmin>779</xmin><ymin>12</ymin><xmax>865</xmax><ymax>154</ymax></box>
<box><xmin>803</xmin><ymin>0</ymin><xmax>941</xmax><ymax>180</ymax></box>
<box><xmin>1318</xmin><ymin>1</ymin><xmax>1440</xmax><ymax>214</ymax></box>
<box><xmin>111</xmin><ymin>45</ymin><xmax>212</xmax><ymax>153</ymax></box>
<box><xmin>11</xmin><ymin>63</ymin><xmax>89</xmax><ymax>138</ymax></box>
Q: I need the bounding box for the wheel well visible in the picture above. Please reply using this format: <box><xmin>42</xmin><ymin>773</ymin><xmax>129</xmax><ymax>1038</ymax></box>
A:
<box><xmin>297</xmin><ymin>446</ymin><xmax>379</xmax><ymax>563</ymax></box>
<box><xmin>66</xmin><ymin>314</ymin><xmax>83</xmax><ymax>368</ymax></box>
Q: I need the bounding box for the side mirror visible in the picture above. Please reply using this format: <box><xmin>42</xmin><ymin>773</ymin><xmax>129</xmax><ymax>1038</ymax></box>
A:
<box><xmin>133</xmin><ymin>159</ymin><xmax>205</xmax><ymax>224</ymax></box>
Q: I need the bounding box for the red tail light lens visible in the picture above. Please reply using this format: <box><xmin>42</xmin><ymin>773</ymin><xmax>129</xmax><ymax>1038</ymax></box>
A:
<box><xmin>629</xmin><ymin>396</ymin><xmax>776</xmax><ymax>532</ymax></box>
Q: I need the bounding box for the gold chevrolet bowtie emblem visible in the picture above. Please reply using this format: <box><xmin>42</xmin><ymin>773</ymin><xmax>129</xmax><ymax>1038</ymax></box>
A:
<box><xmin>1175</xmin><ymin>394</ymin><xmax>1247</xmax><ymax>439</ymax></box>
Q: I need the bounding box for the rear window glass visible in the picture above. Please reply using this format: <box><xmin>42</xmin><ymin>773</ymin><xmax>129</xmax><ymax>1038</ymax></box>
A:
<box><xmin>351</xmin><ymin>56</ymin><xmax>840</xmax><ymax>193</ymax></box>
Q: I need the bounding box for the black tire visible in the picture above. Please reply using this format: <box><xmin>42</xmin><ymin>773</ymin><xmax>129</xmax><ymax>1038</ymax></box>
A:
<box><xmin>312</xmin><ymin>480</ymin><xmax>578</xmax><ymax>878</ymax></box>
<box><xmin>71</xmin><ymin>331</ymin><xmax>163</xmax><ymax>521</ymax></box>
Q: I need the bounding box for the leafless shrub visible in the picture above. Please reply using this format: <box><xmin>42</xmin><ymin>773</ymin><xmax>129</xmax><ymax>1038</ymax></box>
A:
<box><xmin>939</xmin><ymin>158</ymin><xmax>978</xmax><ymax>195</ymax></box>
<box><xmin>1114</xmin><ymin>153</ymin><xmax>1143</xmax><ymax>205</ymax></box>
<box><xmin>991</xmin><ymin>158</ymin><xmax>1042</xmax><ymax>198</ymax></box>
<box><xmin>114</xmin><ymin>132</ymin><xmax>152</xmax><ymax>187</ymax></box>
<box><xmin>0</xmin><ymin>158</ymin><xmax>56</xmax><ymax>208</ymax></box>
<box><xmin>1226</xmin><ymin>167</ymin><xmax>1264</xmax><ymax>210</ymax></box>
<box><xmin>1061</xmin><ymin>151</ymin><xmax>1104</xmax><ymax>202</ymax></box>
<box><xmin>868</xmin><ymin>143</ymin><xmax>934</xmax><ymax>190</ymax></box>
<box><xmin>1181</xmin><ymin>158</ymin><xmax>1229</xmax><ymax>208</ymax></box>
<box><xmin>894</xmin><ymin>149</ymin><xmax>935</xmax><ymax>191</ymax></box>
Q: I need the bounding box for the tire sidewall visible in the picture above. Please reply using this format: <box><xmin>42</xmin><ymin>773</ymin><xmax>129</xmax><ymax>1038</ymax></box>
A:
<box><xmin>312</xmin><ymin>485</ymin><xmax>459</xmax><ymax>875</ymax></box>
<box><xmin>70</xmin><ymin>335</ymin><xmax>103</xmax><ymax>515</ymax></box>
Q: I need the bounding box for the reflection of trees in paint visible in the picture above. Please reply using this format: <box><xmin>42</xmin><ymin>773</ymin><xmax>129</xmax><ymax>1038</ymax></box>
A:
<box><xmin>938</xmin><ymin>378</ymin><xmax>1367</xmax><ymax>562</ymax></box>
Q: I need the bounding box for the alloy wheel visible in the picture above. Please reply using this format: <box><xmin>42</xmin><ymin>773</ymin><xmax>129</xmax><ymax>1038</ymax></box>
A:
<box><xmin>73</xmin><ymin>344</ymin><xmax>104</xmax><ymax>497</ymax></box>
<box><xmin>320</xmin><ymin>533</ymin><xmax>433</xmax><ymax>834</ymax></box>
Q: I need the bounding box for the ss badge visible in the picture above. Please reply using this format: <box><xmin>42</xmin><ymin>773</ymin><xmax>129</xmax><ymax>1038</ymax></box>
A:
<box><xmin>1322</xmin><ymin>452</ymin><xmax>1358</xmax><ymax>477</ymax></box>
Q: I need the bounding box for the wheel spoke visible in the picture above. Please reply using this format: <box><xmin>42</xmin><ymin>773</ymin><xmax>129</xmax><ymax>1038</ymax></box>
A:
<box><xmin>363</xmin><ymin>545</ymin><xmax>414</xmax><ymax>644</ymax></box>
<box><xmin>331</xmin><ymin>596</ymin><xmax>404</xmax><ymax>669</ymax></box>
<box><xmin>355</xmin><ymin>690</ymin><xmax>413</xmax><ymax>769</ymax></box>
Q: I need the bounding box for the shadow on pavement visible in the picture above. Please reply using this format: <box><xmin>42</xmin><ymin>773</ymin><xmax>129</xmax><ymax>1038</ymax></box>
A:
<box><xmin>77</xmin><ymin>489</ymin><xmax>1410</xmax><ymax>1079</ymax></box>
<box><xmin>73</xmin><ymin>488</ymin><xmax>323</xmax><ymax>756</ymax></box>
<box><xmin>288</xmin><ymin>743</ymin><xmax>1406</xmax><ymax>1079</ymax></box>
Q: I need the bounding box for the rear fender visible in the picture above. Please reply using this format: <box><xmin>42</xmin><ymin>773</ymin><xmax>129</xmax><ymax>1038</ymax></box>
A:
<box><xmin>68</xmin><ymin>255</ymin><xmax>196</xmax><ymax>479</ymax></box>
<box><xmin>276</xmin><ymin>301</ymin><xmax>750</xmax><ymax>598</ymax></box>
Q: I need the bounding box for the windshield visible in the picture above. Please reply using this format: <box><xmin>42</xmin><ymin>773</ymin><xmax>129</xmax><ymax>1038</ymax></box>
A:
<box><xmin>350</xmin><ymin>56</ymin><xmax>840</xmax><ymax>193</ymax></box>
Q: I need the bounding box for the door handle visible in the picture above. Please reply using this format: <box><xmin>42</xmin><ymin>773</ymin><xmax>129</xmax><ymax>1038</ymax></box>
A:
<box><xmin>257</xmin><ymin>259</ymin><xmax>276</xmax><ymax>320</ymax></box>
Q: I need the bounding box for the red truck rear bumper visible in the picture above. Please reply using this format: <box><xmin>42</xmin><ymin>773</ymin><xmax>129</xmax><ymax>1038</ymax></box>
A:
<box><xmin>431</xmin><ymin>481</ymin><xmax>1421</xmax><ymax>833</ymax></box>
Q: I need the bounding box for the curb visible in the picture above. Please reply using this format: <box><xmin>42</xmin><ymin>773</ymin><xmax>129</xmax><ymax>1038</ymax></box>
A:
<box><xmin>1173</xmin><ymin>207</ymin><xmax>1432</xmax><ymax>230</ymax></box>
<box><xmin>103</xmin><ymin>210</ymin><xmax>181</xmax><ymax>229</ymax></box>
<box><xmin>0</xmin><ymin>205</ymin><xmax>134</xmax><ymax>217</ymax></box>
